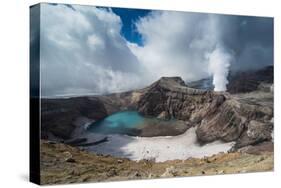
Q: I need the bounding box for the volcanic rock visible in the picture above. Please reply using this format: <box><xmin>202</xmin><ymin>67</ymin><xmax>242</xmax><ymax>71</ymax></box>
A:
<box><xmin>41</xmin><ymin>97</ymin><xmax>108</xmax><ymax>139</ymax></box>
<box><xmin>41</xmin><ymin>75</ymin><xmax>273</xmax><ymax>150</ymax></box>
<box><xmin>136</xmin><ymin>76</ymin><xmax>273</xmax><ymax>147</ymax></box>
<box><xmin>227</xmin><ymin>65</ymin><xmax>273</xmax><ymax>94</ymax></box>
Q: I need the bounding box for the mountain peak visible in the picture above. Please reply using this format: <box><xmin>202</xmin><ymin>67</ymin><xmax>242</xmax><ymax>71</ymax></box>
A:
<box><xmin>156</xmin><ymin>76</ymin><xmax>186</xmax><ymax>87</ymax></box>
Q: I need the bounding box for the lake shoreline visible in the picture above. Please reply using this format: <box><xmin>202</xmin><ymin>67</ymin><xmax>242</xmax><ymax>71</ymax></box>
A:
<box><xmin>86</xmin><ymin>110</ymin><xmax>192</xmax><ymax>137</ymax></box>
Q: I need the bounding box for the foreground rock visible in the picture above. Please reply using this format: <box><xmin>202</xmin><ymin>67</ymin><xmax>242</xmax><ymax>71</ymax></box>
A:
<box><xmin>40</xmin><ymin>140</ymin><xmax>273</xmax><ymax>185</ymax></box>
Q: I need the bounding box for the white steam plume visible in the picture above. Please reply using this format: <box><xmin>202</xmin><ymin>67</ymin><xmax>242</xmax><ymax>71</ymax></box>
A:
<box><xmin>208</xmin><ymin>45</ymin><xmax>233</xmax><ymax>91</ymax></box>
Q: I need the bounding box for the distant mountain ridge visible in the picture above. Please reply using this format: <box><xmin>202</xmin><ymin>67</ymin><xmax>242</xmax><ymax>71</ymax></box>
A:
<box><xmin>187</xmin><ymin>65</ymin><xmax>273</xmax><ymax>93</ymax></box>
<box><xmin>227</xmin><ymin>65</ymin><xmax>273</xmax><ymax>93</ymax></box>
<box><xmin>187</xmin><ymin>77</ymin><xmax>213</xmax><ymax>90</ymax></box>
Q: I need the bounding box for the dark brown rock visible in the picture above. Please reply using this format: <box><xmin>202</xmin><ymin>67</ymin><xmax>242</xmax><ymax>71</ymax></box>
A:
<box><xmin>227</xmin><ymin>66</ymin><xmax>273</xmax><ymax>94</ymax></box>
<box><xmin>137</xmin><ymin>76</ymin><xmax>215</xmax><ymax>121</ymax></box>
<box><xmin>136</xmin><ymin>77</ymin><xmax>273</xmax><ymax>146</ymax></box>
<box><xmin>41</xmin><ymin>97</ymin><xmax>108</xmax><ymax>139</ymax></box>
<box><xmin>237</xmin><ymin>141</ymin><xmax>274</xmax><ymax>154</ymax></box>
<box><xmin>196</xmin><ymin>100</ymin><xmax>246</xmax><ymax>143</ymax></box>
<box><xmin>66</xmin><ymin>158</ymin><xmax>76</xmax><ymax>163</ymax></box>
<box><xmin>234</xmin><ymin>120</ymin><xmax>273</xmax><ymax>148</ymax></box>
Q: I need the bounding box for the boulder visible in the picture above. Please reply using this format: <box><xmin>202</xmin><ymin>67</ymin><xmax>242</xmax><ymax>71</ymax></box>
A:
<box><xmin>157</xmin><ymin>111</ymin><xmax>170</xmax><ymax>120</ymax></box>
<box><xmin>235</xmin><ymin>120</ymin><xmax>273</xmax><ymax>148</ymax></box>
<box><xmin>196</xmin><ymin>100</ymin><xmax>246</xmax><ymax>143</ymax></box>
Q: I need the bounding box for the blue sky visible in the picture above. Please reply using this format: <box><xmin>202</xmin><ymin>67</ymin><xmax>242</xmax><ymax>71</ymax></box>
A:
<box><xmin>51</xmin><ymin>3</ymin><xmax>150</xmax><ymax>45</ymax></box>
<box><xmin>111</xmin><ymin>7</ymin><xmax>151</xmax><ymax>46</ymax></box>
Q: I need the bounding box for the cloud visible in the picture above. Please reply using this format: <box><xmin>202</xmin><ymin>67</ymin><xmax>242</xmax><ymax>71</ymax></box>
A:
<box><xmin>39</xmin><ymin>4</ymin><xmax>273</xmax><ymax>96</ymax></box>
<box><xmin>129</xmin><ymin>11</ymin><xmax>273</xmax><ymax>85</ymax></box>
<box><xmin>216</xmin><ymin>15</ymin><xmax>273</xmax><ymax>72</ymax></box>
<box><xmin>40</xmin><ymin>4</ymin><xmax>149</xmax><ymax>96</ymax></box>
<box><xmin>129</xmin><ymin>11</ymin><xmax>219</xmax><ymax>82</ymax></box>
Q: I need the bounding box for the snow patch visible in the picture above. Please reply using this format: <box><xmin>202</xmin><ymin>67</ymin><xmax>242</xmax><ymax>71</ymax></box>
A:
<box><xmin>83</xmin><ymin>127</ymin><xmax>235</xmax><ymax>162</ymax></box>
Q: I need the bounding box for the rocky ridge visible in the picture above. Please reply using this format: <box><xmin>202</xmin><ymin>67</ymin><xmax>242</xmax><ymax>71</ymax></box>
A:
<box><xmin>41</xmin><ymin>74</ymin><xmax>273</xmax><ymax>151</ymax></box>
<box><xmin>136</xmin><ymin>77</ymin><xmax>273</xmax><ymax>149</ymax></box>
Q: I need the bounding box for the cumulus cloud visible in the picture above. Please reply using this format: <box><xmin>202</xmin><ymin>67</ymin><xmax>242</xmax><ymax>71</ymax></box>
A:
<box><xmin>129</xmin><ymin>11</ymin><xmax>273</xmax><ymax>89</ymax></box>
<box><xmin>129</xmin><ymin>11</ymin><xmax>273</xmax><ymax>81</ymax></box>
<box><xmin>129</xmin><ymin>11</ymin><xmax>219</xmax><ymax>82</ymax></box>
<box><xmin>38</xmin><ymin>4</ymin><xmax>273</xmax><ymax>96</ymax></box>
<box><xmin>40</xmin><ymin>4</ymin><xmax>149</xmax><ymax>96</ymax></box>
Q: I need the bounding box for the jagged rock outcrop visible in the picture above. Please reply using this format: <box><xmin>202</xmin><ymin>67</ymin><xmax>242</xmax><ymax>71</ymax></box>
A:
<box><xmin>136</xmin><ymin>76</ymin><xmax>273</xmax><ymax>147</ymax></box>
<box><xmin>235</xmin><ymin>120</ymin><xmax>273</xmax><ymax>148</ymax></box>
<box><xmin>137</xmin><ymin>77</ymin><xmax>219</xmax><ymax>121</ymax></box>
<box><xmin>196</xmin><ymin>99</ymin><xmax>246</xmax><ymax>143</ymax></box>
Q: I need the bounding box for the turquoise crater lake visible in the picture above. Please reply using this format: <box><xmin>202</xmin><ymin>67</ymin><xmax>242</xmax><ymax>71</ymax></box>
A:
<box><xmin>87</xmin><ymin>111</ymin><xmax>189</xmax><ymax>136</ymax></box>
<box><xmin>87</xmin><ymin>111</ymin><xmax>151</xmax><ymax>135</ymax></box>
<box><xmin>87</xmin><ymin>111</ymin><xmax>148</xmax><ymax>135</ymax></box>
<box><xmin>87</xmin><ymin>110</ymin><xmax>185</xmax><ymax>136</ymax></box>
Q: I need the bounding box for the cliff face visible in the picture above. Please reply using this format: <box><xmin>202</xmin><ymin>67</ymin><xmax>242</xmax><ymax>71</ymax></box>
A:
<box><xmin>136</xmin><ymin>76</ymin><xmax>273</xmax><ymax>148</ymax></box>
<box><xmin>41</xmin><ymin>75</ymin><xmax>273</xmax><ymax>150</ymax></box>
<box><xmin>137</xmin><ymin>77</ymin><xmax>217</xmax><ymax>121</ymax></box>
<box><xmin>41</xmin><ymin>97</ymin><xmax>108</xmax><ymax>139</ymax></box>
<box><xmin>41</xmin><ymin>89</ymin><xmax>144</xmax><ymax>139</ymax></box>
